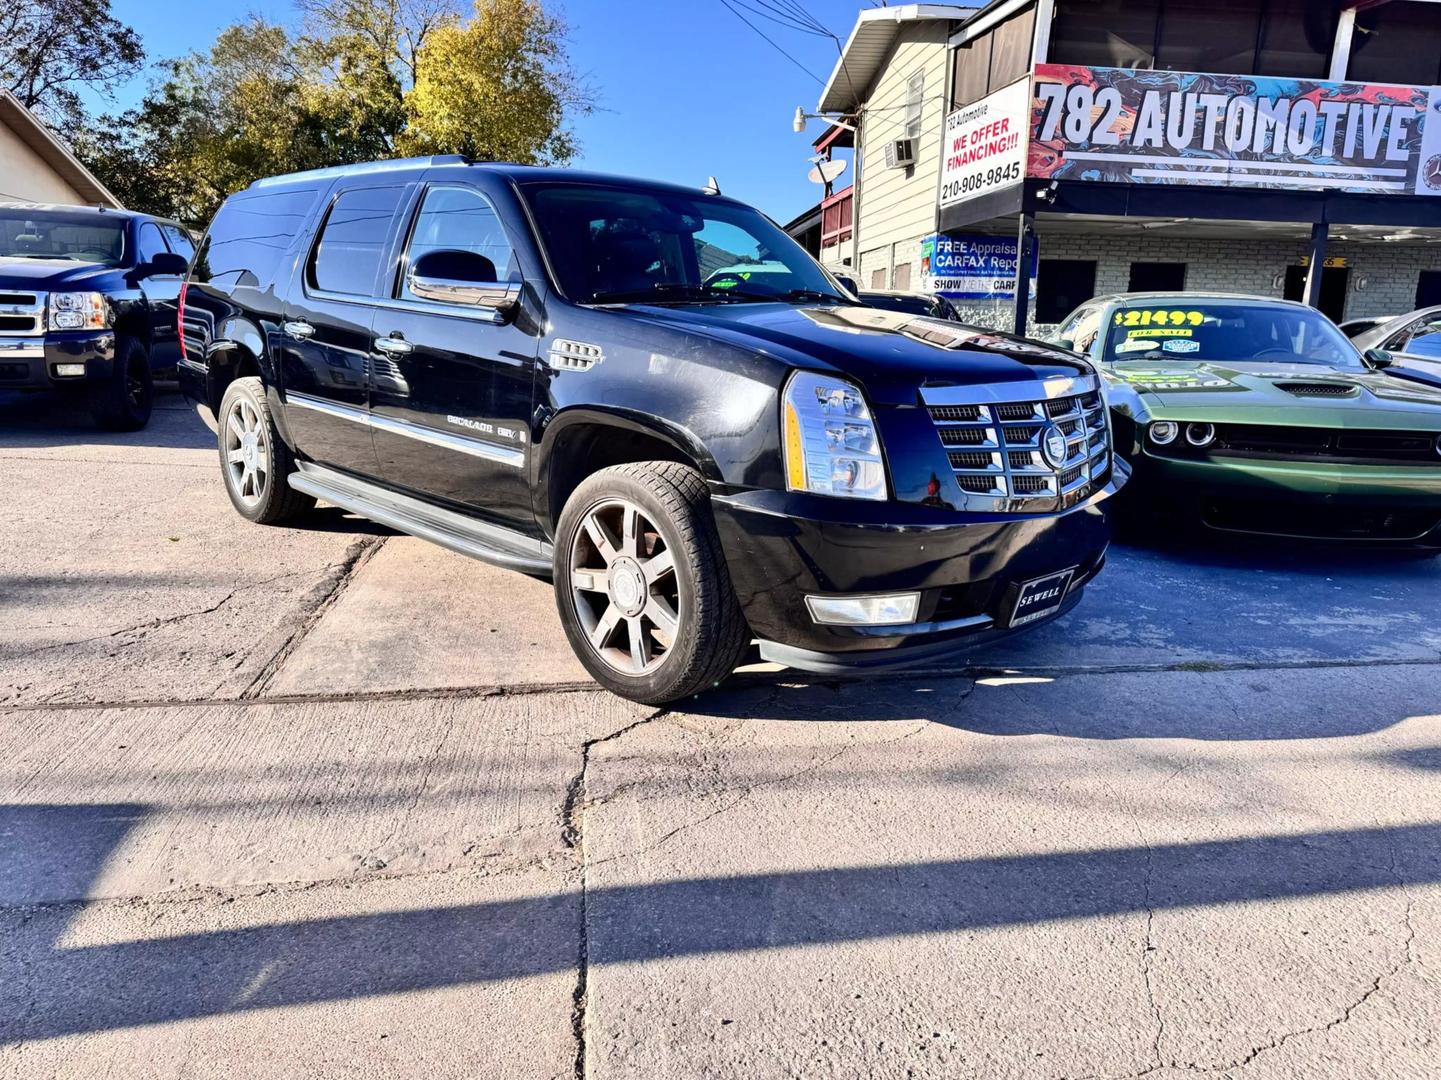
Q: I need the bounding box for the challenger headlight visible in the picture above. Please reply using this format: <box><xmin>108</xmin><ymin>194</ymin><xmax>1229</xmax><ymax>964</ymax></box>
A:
<box><xmin>48</xmin><ymin>292</ymin><xmax>110</xmax><ymax>331</ymax></box>
<box><xmin>782</xmin><ymin>371</ymin><xmax>887</xmax><ymax>500</ymax></box>
<box><xmin>1148</xmin><ymin>421</ymin><xmax>1179</xmax><ymax>446</ymax></box>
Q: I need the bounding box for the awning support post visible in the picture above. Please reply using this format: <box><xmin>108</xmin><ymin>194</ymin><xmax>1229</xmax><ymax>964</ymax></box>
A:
<box><xmin>1013</xmin><ymin>212</ymin><xmax>1035</xmax><ymax>335</ymax></box>
<box><xmin>1303</xmin><ymin>222</ymin><xmax>1328</xmax><ymax>310</ymax></box>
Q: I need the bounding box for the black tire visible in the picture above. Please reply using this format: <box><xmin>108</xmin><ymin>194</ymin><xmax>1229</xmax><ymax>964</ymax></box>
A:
<box><xmin>217</xmin><ymin>376</ymin><xmax>316</xmax><ymax>524</ymax></box>
<box><xmin>89</xmin><ymin>337</ymin><xmax>153</xmax><ymax>431</ymax></box>
<box><xmin>553</xmin><ymin>461</ymin><xmax>751</xmax><ymax>704</ymax></box>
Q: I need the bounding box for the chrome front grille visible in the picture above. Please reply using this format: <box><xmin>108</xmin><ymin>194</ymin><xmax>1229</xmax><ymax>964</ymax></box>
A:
<box><xmin>922</xmin><ymin>376</ymin><xmax>1110</xmax><ymax>510</ymax></box>
<box><xmin>0</xmin><ymin>291</ymin><xmax>44</xmax><ymax>337</ymax></box>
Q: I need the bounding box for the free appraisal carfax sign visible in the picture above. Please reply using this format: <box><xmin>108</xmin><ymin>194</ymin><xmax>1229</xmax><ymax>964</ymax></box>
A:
<box><xmin>919</xmin><ymin>234</ymin><xmax>1022</xmax><ymax>299</ymax></box>
<box><xmin>1028</xmin><ymin>64</ymin><xmax>1441</xmax><ymax>196</ymax></box>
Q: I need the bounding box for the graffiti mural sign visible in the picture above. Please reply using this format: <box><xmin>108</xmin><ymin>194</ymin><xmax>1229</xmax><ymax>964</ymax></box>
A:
<box><xmin>1028</xmin><ymin>65</ymin><xmax>1441</xmax><ymax>196</ymax></box>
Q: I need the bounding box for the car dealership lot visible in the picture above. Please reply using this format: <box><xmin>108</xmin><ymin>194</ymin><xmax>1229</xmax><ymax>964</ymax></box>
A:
<box><xmin>2</xmin><ymin>391</ymin><xmax>1439</xmax><ymax>1079</ymax></box>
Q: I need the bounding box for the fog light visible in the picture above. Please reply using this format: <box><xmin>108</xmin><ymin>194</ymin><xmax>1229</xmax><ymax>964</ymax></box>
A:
<box><xmin>805</xmin><ymin>592</ymin><xmax>920</xmax><ymax>626</ymax></box>
<box><xmin>54</xmin><ymin>363</ymin><xmax>87</xmax><ymax>377</ymax></box>
<box><xmin>1149</xmin><ymin>421</ymin><xmax>1179</xmax><ymax>445</ymax></box>
<box><xmin>1186</xmin><ymin>422</ymin><xmax>1216</xmax><ymax>447</ymax></box>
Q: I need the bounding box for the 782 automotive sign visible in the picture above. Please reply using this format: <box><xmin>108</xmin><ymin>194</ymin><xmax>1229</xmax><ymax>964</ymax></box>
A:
<box><xmin>938</xmin><ymin>78</ymin><xmax>1030</xmax><ymax>209</ymax></box>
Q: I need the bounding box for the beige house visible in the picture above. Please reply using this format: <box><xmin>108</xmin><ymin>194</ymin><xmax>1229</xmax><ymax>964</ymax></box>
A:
<box><xmin>0</xmin><ymin>90</ymin><xmax>121</xmax><ymax>208</ymax></box>
<box><xmin>809</xmin><ymin>5</ymin><xmax>980</xmax><ymax>286</ymax></box>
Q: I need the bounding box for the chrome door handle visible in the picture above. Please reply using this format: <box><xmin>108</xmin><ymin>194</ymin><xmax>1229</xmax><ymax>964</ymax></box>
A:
<box><xmin>373</xmin><ymin>335</ymin><xmax>414</xmax><ymax>356</ymax></box>
<box><xmin>282</xmin><ymin>320</ymin><xmax>315</xmax><ymax>341</ymax></box>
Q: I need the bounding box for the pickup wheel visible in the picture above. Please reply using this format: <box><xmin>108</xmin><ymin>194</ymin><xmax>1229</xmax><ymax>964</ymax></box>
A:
<box><xmin>554</xmin><ymin>462</ymin><xmax>751</xmax><ymax>704</ymax></box>
<box><xmin>217</xmin><ymin>376</ymin><xmax>315</xmax><ymax>524</ymax></box>
<box><xmin>89</xmin><ymin>336</ymin><xmax>153</xmax><ymax>431</ymax></box>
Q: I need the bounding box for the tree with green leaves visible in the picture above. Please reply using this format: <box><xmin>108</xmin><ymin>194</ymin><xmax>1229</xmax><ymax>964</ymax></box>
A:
<box><xmin>401</xmin><ymin>0</ymin><xmax>586</xmax><ymax>163</ymax></box>
<box><xmin>78</xmin><ymin>0</ymin><xmax>590</xmax><ymax>224</ymax></box>
<box><xmin>0</xmin><ymin>0</ymin><xmax>144</xmax><ymax>135</ymax></box>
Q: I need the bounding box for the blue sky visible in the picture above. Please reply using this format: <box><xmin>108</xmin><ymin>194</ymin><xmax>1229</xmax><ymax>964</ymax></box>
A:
<box><xmin>98</xmin><ymin>0</ymin><xmax>867</xmax><ymax>222</ymax></box>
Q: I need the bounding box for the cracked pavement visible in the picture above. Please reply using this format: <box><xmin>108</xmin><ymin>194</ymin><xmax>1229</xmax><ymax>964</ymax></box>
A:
<box><xmin>2</xmin><ymin>391</ymin><xmax>1440</xmax><ymax>1078</ymax></box>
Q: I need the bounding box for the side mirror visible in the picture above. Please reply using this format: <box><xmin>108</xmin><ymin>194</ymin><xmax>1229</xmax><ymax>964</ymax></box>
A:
<box><xmin>833</xmin><ymin>273</ymin><xmax>859</xmax><ymax>296</ymax></box>
<box><xmin>408</xmin><ymin>249</ymin><xmax>521</xmax><ymax>315</ymax></box>
<box><xmin>141</xmin><ymin>251</ymin><xmax>189</xmax><ymax>278</ymax></box>
<box><xmin>1053</xmin><ymin>337</ymin><xmax>1076</xmax><ymax>352</ymax></box>
<box><xmin>1363</xmin><ymin>347</ymin><xmax>1394</xmax><ymax>370</ymax></box>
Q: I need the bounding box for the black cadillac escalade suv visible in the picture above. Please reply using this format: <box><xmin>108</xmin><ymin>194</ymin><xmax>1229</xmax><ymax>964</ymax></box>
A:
<box><xmin>181</xmin><ymin>156</ymin><xmax>1125</xmax><ymax>703</ymax></box>
<box><xmin>1</xmin><ymin>203</ymin><xmax>194</xmax><ymax>429</ymax></box>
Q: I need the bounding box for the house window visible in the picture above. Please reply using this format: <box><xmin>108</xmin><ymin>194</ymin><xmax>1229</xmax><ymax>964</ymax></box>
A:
<box><xmin>905</xmin><ymin>70</ymin><xmax>925</xmax><ymax>139</ymax></box>
<box><xmin>1127</xmin><ymin>262</ymin><xmax>1187</xmax><ymax>292</ymax></box>
<box><xmin>893</xmin><ymin>262</ymin><xmax>912</xmax><ymax>291</ymax></box>
<box><xmin>1416</xmin><ymin>271</ymin><xmax>1441</xmax><ymax>309</ymax></box>
<box><xmin>1351</xmin><ymin>2</ymin><xmax>1441</xmax><ymax>88</ymax></box>
<box><xmin>871</xmin><ymin>268</ymin><xmax>886</xmax><ymax>289</ymax></box>
<box><xmin>1036</xmin><ymin>259</ymin><xmax>1097</xmax><ymax>324</ymax></box>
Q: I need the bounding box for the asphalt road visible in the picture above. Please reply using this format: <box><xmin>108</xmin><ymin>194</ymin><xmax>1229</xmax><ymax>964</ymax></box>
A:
<box><xmin>2</xmin><ymin>389</ymin><xmax>1439</xmax><ymax>1079</ymax></box>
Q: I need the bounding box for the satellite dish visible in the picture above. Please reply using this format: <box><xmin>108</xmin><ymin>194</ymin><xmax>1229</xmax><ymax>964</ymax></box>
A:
<box><xmin>807</xmin><ymin>159</ymin><xmax>847</xmax><ymax>185</ymax></box>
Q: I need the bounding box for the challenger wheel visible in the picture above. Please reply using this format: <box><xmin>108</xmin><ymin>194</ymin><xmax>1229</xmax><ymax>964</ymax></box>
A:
<box><xmin>217</xmin><ymin>376</ymin><xmax>315</xmax><ymax>524</ymax></box>
<box><xmin>553</xmin><ymin>462</ymin><xmax>751</xmax><ymax>704</ymax></box>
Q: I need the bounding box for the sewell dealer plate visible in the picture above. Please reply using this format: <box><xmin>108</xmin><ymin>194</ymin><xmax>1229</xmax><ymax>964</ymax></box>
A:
<box><xmin>1008</xmin><ymin>567</ymin><xmax>1077</xmax><ymax>628</ymax></box>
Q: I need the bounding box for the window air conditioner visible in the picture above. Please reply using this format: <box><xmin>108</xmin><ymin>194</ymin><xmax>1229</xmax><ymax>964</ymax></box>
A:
<box><xmin>884</xmin><ymin>138</ymin><xmax>917</xmax><ymax>169</ymax></box>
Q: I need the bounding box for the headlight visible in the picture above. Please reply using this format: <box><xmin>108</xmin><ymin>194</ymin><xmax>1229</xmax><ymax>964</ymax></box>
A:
<box><xmin>48</xmin><ymin>292</ymin><xmax>110</xmax><ymax>331</ymax></box>
<box><xmin>1148</xmin><ymin>421</ymin><xmax>1179</xmax><ymax>445</ymax></box>
<box><xmin>1185</xmin><ymin>422</ymin><xmax>1216</xmax><ymax>447</ymax></box>
<box><xmin>782</xmin><ymin>371</ymin><xmax>887</xmax><ymax>500</ymax></box>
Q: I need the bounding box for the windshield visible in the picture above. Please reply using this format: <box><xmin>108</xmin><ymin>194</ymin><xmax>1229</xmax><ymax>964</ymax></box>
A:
<box><xmin>0</xmin><ymin>210</ymin><xmax>126</xmax><ymax>266</ymax></box>
<box><xmin>523</xmin><ymin>183</ymin><xmax>848</xmax><ymax>305</ymax></box>
<box><xmin>1102</xmin><ymin>301</ymin><xmax>1360</xmax><ymax>368</ymax></box>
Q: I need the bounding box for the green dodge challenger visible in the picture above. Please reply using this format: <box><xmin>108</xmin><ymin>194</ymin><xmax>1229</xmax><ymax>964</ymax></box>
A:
<box><xmin>1050</xmin><ymin>293</ymin><xmax>1441</xmax><ymax>546</ymax></box>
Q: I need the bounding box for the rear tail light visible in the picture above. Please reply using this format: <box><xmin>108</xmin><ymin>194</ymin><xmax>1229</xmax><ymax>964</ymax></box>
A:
<box><xmin>177</xmin><ymin>282</ymin><xmax>188</xmax><ymax>362</ymax></box>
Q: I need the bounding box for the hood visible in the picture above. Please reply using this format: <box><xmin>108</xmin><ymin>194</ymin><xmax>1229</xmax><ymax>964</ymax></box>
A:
<box><xmin>619</xmin><ymin>302</ymin><xmax>1091</xmax><ymax>404</ymax></box>
<box><xmin>1105</xmin><ymin>359</ymin><xmax>1441</xmax><ymax>424</ymax></box>
<box><xmin>0</xmin><ymin>258</ymin><xmax>119</xmax><ymax>289</ymax></box>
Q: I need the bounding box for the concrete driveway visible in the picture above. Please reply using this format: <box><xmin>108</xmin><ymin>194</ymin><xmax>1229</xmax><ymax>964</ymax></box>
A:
<box><xmin>2</xmin><ymin>390</ymin><xmax>1439</xmax><ymax>1079</ymax></box>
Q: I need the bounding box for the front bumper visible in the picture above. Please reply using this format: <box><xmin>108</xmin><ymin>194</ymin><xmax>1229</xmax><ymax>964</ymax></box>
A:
<box><xmin>710</xmin><ymin>470</ymin><xmax>1123</xmax><ymax>673</ymax></box>
<box><xmin>0</xmin><ymin>332</ymin><xmax>116</xmax><ymax>391</ymax></box>
<box><xmin>1127</xmin><ymin>451</ymin><xmax>1441</xmax><ymax>545</ymax></box>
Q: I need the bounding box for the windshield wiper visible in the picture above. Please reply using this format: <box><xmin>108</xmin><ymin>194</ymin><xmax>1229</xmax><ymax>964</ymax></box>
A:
<box><xmin>588</xmin><ymin>283</ymin><xmax>714</xmax><ymax>304</ymax></box>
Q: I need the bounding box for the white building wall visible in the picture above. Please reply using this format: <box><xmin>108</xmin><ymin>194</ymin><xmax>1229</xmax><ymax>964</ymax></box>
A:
<box><xmin>854</xmin><ymin>22</ymin><xmax>949</xmax><ymax>289</ymax></box>
<box><xmin>950</xmin><ymin>231</ymin><xmax>1441</xmax><ymax>332</ymax></box>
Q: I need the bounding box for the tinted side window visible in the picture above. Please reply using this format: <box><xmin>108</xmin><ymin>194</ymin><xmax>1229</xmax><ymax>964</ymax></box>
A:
<box><xmin>136</xmin><ymin>222</ymin><xmax>169</xmax><ymax>265</ymax></box>
<box><xmin>400</xmin><ymin>186</ymin><xmax>516</xmax><ymax>302</ymax></box>
<box><xmin>311</xmin><ymin>186</ymin><xmax>404</xmax><ymax>297</ymax></box>
<box><xmin>161</xmin><ymin>224</ymin><xmax>196</xmax><ymax>262</ymax></box>
<box><xmin>193</xmin><ymin>188</ymin><xmax>320</xmax><ymax>289</ymax></box>
<box><xmin>1404</xmin><ymin>319</ymin><xmax>1441</xmax><ymax>360</ymax></box>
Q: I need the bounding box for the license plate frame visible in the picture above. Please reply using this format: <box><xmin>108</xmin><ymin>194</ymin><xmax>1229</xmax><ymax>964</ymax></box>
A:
<box><xmin>1007</xmin><ymin>567</ymin><xmax>1077</xmax><ymax>628</ymax></box>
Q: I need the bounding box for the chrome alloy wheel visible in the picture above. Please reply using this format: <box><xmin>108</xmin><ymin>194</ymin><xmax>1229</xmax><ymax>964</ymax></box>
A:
<box><xmin>570</xmin><ymin>499</ymin><xmax>682</xmax><ymax>676</ymax></box>
<box><xmin>223</xmin><ymin>396</ymin><xmax>269</xmax><ymax>507</ymax></box>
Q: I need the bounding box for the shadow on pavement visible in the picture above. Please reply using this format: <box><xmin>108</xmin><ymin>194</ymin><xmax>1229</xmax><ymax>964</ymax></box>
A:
<box><xmin>2</xmin><ymin>802</ymin><xmax>1435</xmax><ymax>1043</ymax></box>
<box><xmin>695</xmin><ymin>661</ymin><xmax>1432</xmax><ymax>740</ymax></box>
<box><xmin>0</xmin><ymin>387</ymin><xmax>213</xmax><ymax>452</ymax></box>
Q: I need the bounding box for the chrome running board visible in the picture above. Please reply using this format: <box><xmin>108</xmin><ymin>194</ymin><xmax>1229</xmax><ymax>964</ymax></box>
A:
<box><xmin>289</xmin><ymin>462</ymin><xmax>553</xmax><ymax>577</ymax></box>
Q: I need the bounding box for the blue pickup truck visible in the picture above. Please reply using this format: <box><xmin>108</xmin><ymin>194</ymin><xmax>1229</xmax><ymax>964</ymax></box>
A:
<box><xmin>0</xmin><ymin>203</ymin><xmax>194</xmax><ymax>429</ymax></box>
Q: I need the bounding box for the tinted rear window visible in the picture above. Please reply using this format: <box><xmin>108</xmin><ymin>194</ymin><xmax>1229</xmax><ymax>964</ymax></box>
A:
<box><xmin>193</xmin><ymin>188</ymin><xmax>320</xmax><ymax>289</ymax></box>
<box><xmin>309</xmin><ymin>186</ymin><xmax>404</xmax><ymax>296</ymax></box>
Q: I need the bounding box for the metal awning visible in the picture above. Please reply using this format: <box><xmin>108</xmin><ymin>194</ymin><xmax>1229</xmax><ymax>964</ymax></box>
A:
<box><xmin>817</xmin><ymin>4</ymin><xmax>980</xmax><ymax>114</ymax></box>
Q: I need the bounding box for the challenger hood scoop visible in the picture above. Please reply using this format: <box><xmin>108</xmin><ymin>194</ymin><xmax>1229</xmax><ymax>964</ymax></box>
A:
<box><xmin>1275</xmin><ymin>381</ymin><xmax>1361</xmax><ymax>398</ymax></box>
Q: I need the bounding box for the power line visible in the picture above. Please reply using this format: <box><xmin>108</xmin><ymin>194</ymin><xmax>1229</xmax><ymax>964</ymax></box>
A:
<box><xmin>717</xmin><ymin>0</ymin><xmax>825</xmax><ymax>85</ymax></box>
<box><xmin>737</xmin><ymin>0</ymin><xmax>831</xmax><ymax>37</ymax></box>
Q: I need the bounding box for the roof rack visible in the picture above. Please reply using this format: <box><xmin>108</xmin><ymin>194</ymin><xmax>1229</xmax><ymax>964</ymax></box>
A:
<box><xmin>249</xmin><ymin>155</ymin><xmax>472</xmax><ymax>189</ymax></box>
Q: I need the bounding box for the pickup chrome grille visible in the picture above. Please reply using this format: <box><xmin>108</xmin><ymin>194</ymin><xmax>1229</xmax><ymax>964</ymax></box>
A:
<box><xmin>922</xmin><ymin>376</ymin><xmax>1110</xmax><ymax>511</ymax></box>
<box><xmin>0</xmin><ymin>291</ymin><xmax>44</xmax><ymax>337</ymax></box>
